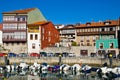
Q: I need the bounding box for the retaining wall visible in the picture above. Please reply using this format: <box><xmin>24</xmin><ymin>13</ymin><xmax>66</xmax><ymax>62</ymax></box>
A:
<box><xmin>0</xmin><ymin>57</ymin><xmax>120</xmax><ymax>67</ymax></box>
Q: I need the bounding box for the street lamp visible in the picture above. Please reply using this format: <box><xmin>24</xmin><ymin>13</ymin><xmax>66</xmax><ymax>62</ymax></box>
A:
<box><xmin>58</xmin><ymin>54</ymin><xmax>62</xmax><ymax>65</ymax></box>
<box><xmin>108</xmin><ymin>53</ymin><xmax>113</xmax><ymax>68</ymax></box>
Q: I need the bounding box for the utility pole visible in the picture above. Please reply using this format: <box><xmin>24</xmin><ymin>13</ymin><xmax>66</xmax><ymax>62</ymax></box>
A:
<box><xmin>4</xmin><ymin>55</ymin><xmax>9</xmax><ymax>66</ymax></box>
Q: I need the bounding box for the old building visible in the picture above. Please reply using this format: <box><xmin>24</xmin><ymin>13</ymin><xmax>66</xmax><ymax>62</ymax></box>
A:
<box><xmin>76</xmin><ymin>19</ymin><xmax>120</xmax><ymax>56</ymax></box>
<box><xmin>2</xmin><ymin>8</ymin><xmax>46</xmax><ymax>53</ymax></box>
<box><xmin>58</xmin><ymin>24</ymin><xmax>76</xmax><ymax>47</ymax></box>
<box><xmin>27</xmin><ymin>21</ymin><xmax>60</xmax><ymax>54</ymax></box>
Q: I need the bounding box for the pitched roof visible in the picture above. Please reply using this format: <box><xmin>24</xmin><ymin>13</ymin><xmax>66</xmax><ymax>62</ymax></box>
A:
<box><xmin>27</xmin><ymin>21</ymin><xmax>49</xmax><ymax>26</ymax></box>
<box><xmin>0</xmin><ymin>24</ymin><xmax>2</xmax><ymax>30</ymax></box>
<box><xmin>60</xmin><ymin>24</ymin><xmax>75</xmax><ymax>30</ymax></box>
<box><xmin>76</xmin><ymin>20</ymin><xmax>120</xmax><ymax>28</ymax></box>
<box><xmin>2</xmin><ymin>8</ymin><xmax>36</xmax><ymax>14</ymax></box>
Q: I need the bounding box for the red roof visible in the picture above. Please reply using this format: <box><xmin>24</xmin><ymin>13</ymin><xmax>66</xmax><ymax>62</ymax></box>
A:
<box><xmin>76</xmin><ymin>20</ymin><xmax>120</xmax><ymax>28</ymax></box>
<box><xmin>2</xmin><ymin>8</ymin><xmax>36</xmax><ymax>14</ymax></box>
<box><xmin>27</xmin><ymin>21</ymin><xmax>49</xmax><ymax>26</ymax></box>
<box><xmin>0</xmin><ymin>24</ymin><xmax>2</xmax><ymax>31</ymax></box>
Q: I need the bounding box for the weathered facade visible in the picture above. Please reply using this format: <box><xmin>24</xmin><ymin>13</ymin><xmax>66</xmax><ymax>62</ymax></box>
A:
<box><xmin>2</xmin><ymin>8</ymin><xmax>46</xmax><ymax>54</ymax></box>
<box><xmin>58</xmin><ymin>24</ymin><xmax>76</xmax><ymax>47</ymax></box>
<box><xmin>76</xmin><ymin>20</ymin><xmax>120</xmax><ymax>56</ymax></box>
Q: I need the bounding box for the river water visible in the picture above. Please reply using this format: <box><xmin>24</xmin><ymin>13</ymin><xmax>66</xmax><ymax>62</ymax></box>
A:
<box><xmin>0</xmin><ymin>70</ymin><xmax>120</xmax><ymax>80</ymax></box>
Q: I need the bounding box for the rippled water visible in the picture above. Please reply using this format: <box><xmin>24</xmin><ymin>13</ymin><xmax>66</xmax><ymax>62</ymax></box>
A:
<box><xmin>0</xmin><ymin>70</ymin><xmax>120</xmax><ymax>80</ymax></box>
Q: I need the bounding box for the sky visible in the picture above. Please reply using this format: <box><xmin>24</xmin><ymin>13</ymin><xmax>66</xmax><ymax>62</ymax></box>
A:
<box><xmin>0</xmin><ymin>0</ymin><xmax>120</xmax><ymax>25</ymax></box>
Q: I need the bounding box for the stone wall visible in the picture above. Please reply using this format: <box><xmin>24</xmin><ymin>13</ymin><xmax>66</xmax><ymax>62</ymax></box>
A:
<box><xmin>3</xmin><ymin>43</ymin><xmax>27</xmax><ymax>54</ymax></box>
<box><xmin>1</xmin><ymin>57</ymin><xmax>120</xmax><ymax>67</ymax></box>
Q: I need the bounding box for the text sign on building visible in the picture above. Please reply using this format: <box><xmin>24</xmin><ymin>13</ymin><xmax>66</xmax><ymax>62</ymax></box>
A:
<box><xmin>28</xmin><ymin>26</ymin><xmax>39</xmax><ymax>33</ymax></box>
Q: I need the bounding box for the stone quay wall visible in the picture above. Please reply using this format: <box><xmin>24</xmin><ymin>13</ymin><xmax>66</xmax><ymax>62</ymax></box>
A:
<box><xmin>0</xmin><ymin>57</ymin><xmax>120</xmax><ymax>67</ymax></box>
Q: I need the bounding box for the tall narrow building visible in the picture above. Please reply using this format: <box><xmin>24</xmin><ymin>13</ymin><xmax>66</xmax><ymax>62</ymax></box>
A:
<box><xmin>2</xmin><ymin>8</ymin><xmax>46</xmax><ymax>53</ymax></box>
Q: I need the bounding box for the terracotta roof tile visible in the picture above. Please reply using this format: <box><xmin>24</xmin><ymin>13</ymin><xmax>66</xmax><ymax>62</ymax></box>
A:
<box><xmin>3</xmin><ymin>8</ymin><xmax>36</xmax><ymax>14</ymax></box>
<box><xmin>28</xmin><ymin>21</ymin><xmax>49</xmax><ymax>26</ymax></box>
<box><xmin>76</xmin><ymin>20</ymin><xmax>120</xmax><ymax>28</ymax></box>
<box><xmin>61</xmin><ymin>24</ymin><xmax>75</xmax><ymax>29</ymax></box>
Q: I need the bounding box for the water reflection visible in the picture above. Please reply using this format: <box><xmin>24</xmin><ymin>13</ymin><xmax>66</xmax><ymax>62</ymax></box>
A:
<box><xmin>0</xmin><ymin>70</ymin><xmax>120</xmax><ymax>80</ymax></box>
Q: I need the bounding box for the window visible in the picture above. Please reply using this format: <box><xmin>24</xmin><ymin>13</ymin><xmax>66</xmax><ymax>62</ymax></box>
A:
<box><xmin>35</xmin><ymin>34</ymin><xmax>38</xmax><ymax>40</ymax></box>
<box><xmin>101</xmin><ymin>28</ymin><xmax>105</xmax><ymax>31</ymax></box>
<box><xmin>3</xmin><ymin>16</ymin><xmax>14</xmax><ymax>21</ymax></box>
<box><xmin>77</xmin><ymin>29</ymin><xmax>80</xmax><ymax>32</ymax></box>
<box><xmin>30</xmin><ymin>34</ymin><xmax>33</xmax><ymax>40</ymax></box>
<box><xmin>81</xmin><ymin>43</ymin><xmax>84</xmax><ymax>46</ymax></box>
<box><xmin>100</xmin><ymin>43</ymin><xmax>103</xmax><ymax>49</ymax></box>
<box><xmin>17</xmin><ymin>18</ymin><xmax>20</xmax><ymax>21</ymax></box>
<box><xmin>87</xmin><ymin>43</ymin><xmax>90</xmax><ymax>46</ymax></box>
<box><xmin>48</xmin><ymin>37</ymin><xmax>51</xmax><ymax>42</ymax></box>
<box><xmin>42</xmin><ymin>28</ymin><xmax>44</xmax><ymax>34</ymax></box>
<box><xmin>96</xmin><ymin>28</ymin><xmax>98</xmax><ymax>32</ymax></box>
<box><xmin>81</xmin><ymin>40</ymin><xmax>83</xmax><ymax>42</ymax></box>
<box><xmin>22</xmin><ymin>17</ymin><xmax>26</xmax><ymax>21</ymax></box>
<box><xmin>110</xmin><ymin>28</ymin><xmax>113</xmax><ymax>31</ymax></box>
<box><xmin>87</xmin><ymin>40</ymin><xmax>90</xmax><ymax>42</ymax></box>
<box><xmin>42</xmin><ymin>36</ymin><xmax>44</xmax><ymax>41</ymax></box>
<box><xmin>93</xmin><ymin>43</ymin><xmax>96</xmax><ymax>46</ymax></box>
<box><xmin>18</xmin><ymin>23</ymin><xmax>26</xmax><ymax>30</ymax></box>
<box><xmin>110</xmin><ymin>43</ymin><xmax>114</xmax><ymax>48</ymax></box>
<box><xmin>32</xmin><ymin>43</ymin><xmax>35</xmax><ymax>49</ymax></box>
<box><xmin>48</xmin><ymin>31</ymin><xmax>51</xmax><ymax>36</ymax></box>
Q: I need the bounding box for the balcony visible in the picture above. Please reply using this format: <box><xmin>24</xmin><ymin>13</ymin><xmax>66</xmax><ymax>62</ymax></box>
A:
<box><xmin>77</xmin><ymin>31</ymin><xmax>115</xmax><ymax>36</ymax></box>
<box><xmin>3</xmin><ymin>20</ymin><xmax>27</xmax><ymax>23</ymax></box>
<box><xmin>2</xmin><ymin>29</ymin><xmax>26</xmax><ymax>32</ymax></box>
<box><xmin>3</xmin><ymin>38</ymin><xmax>27</xmax><ymax>42</ymax></box>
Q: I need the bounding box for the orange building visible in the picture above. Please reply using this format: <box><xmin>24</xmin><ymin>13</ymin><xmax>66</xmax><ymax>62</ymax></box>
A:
<box><xmin>40</xmin><ymin>22</ymin><xmax>60</xmax><ymax>49</ymax></box>
<box><xmin>28</xmin><ymin>21</ymin><xmax>59</xmax><ymax>53</ymax></box>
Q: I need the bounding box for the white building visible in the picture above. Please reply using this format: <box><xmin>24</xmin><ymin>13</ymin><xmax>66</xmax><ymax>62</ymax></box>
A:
<box><xmin>27</xmin><ymin>26</ymin><xmax>41</xmax><ymax>54</ymax></box>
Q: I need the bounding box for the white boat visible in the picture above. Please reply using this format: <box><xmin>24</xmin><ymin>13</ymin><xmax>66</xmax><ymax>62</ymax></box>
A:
<box><xmin>17</xmin><ymin>62</ymin><xmax>29</xmax><ymax>70</ymax></box>
<box><xmin>71</xmin><ymin>64</ymin><xmax>81</xmax><ymax>71</ymax></box>
<box><xmin>60</xmin><ymin>64</ymin><xmax>70</xmax><ymax>71</ymax></box>
<box><xmin>5</xmin><ymin>65</ymin><xmax>16</xmax><ymax>72</ymax></box>
<box><xmin>29</xmin><ymin>62</ymin><xmax>40</xmax><ymax>71</ymax></box>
